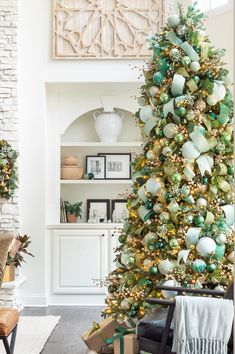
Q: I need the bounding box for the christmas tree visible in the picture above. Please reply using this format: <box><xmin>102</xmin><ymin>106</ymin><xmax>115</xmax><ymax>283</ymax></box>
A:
<box><xmin>103</xmin><ymin>2</ymin><xmax>234</xmax><ymax>320</ymax></box>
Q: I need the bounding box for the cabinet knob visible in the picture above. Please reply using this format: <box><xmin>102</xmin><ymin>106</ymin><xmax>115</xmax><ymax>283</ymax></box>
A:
<box><xmin>111</xmin><ymin>233</ymin><xmax>114</xmax><ymax>237</ymax></box>
<box><xmin>102</xmin><ymin>233</ymin><xmax>105</xmax><ymax>237</ymax></box>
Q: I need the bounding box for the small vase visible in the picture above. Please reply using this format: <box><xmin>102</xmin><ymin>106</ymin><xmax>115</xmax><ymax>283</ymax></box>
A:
<box><xmin>67</xmin><ymin>213</ymin><xmax>78</xmax><ymax>223</ymax></box>
<box><xmin>3</xmin><ymin>264</ymin><xmax>15</xmax><ymax>282</ymax></box>
<box><xmin>93</xmin><ymin>110</ymin><xmax>124</xmax><ymax>143</ymax></box>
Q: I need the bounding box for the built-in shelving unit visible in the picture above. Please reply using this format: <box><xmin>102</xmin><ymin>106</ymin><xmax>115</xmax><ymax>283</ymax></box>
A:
<box><xmin>60</xmin><ymin>179</ymin><xmax>132</xmax><ymax>185</ymax></box>
<box><xmin>61</xmin><ymin>141</ymin><xmax>142</xmax><ymax>147</ymax></box>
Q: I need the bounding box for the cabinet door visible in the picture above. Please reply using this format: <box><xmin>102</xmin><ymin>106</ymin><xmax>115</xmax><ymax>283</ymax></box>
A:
<box><xmin>109</xmin><ymin>229</ymin><xmax>121</xmax><ymax>272</ymax></box>
<box><xmin>52</xmin><ymin>229</ymin><xmax>108</xmax><ymax>294</ymax></box>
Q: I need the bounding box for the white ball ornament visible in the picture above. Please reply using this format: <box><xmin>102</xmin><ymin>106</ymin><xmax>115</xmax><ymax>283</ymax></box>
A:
<box><xmin>146</xmin><ymin>150</ymin><xmax>155</xmax><ymax>160</ymax></box>
<box><xmin>214</xmin><ymin>285</ymin><xmax>224</xmax><ymax>291</ymax></box>
<box><xmin>196</xmin><ymin>237</ymin><xmax>216</xmax><ymax>257</ymax></box>
<box><xmin>162</xmin><ymin>147</ymin><xmax>172</xmax><ymax>156</ymax></box>
<box><xmin>158</xmin><ymin>259</ymin><xmax>174</xmax><ymax>275</ymax></box>
<box><xmin>162</xmin><ymin>280</ymin><xmax>180</xmax><ymax>299</ymax></box>
<box><xmin>146</xmin><ymin>177</ymin><xmax>161</xmax><ymax>196</ymax></box>
<box><xmin>182</xmin><ymin>141</ymin><xmax>200</xmax><ymax>160</ymax></box>
<box><xmin>186</xmin><ymin>110</ymin><xmax>195</xmax><ymax>121</ymax></box>
<box><xmin>163</xmin><ymin>123</ymin><xmax>179</xmax><ymax>138</ymax></box>
<box><xmin>169</xmin><ymin>48</ymin><xmax>179</xmax><ymax>58</ymax></box>
<box><xmin>167</xmin><ymin>14</ymin><xmax>180</xmax><ymax>28</ymax></box>
<box><xmin>196</xmin><ymin>198</ymin><xmax>207</xmax><ymax>208</ymax></box>
<box><xmin>139</xmin><ymin>105</ymin><xmax>153</xmax><ymax>122</ymax></box>
<box><xmin>149</xmin><ymin>86</ymin><xmax>159</xmax><ymax>97</ymax></box>
<box><xmin>213</xmin><ymin>82</ymin><xmax>226</xmax><ymax>101</ymax></box>
<box><xmin>120</xmin><ymin>299</ymin><xmax>131</xmax><ymax>310</ymax></box>
<box><xmin>216</xmin><ymin>234</ymin><xmax>227</xmax><ymax>245</ymax></box>
<box><xmin>190</xmin><ymin>61</ymin><xmax>200</xmax><ymax>72</ymax></box>
<box><xmin>153</xmin><ymin>203</ymin><xmax>163</xmax><ymax>214</ymax></box>
<box><xmin>207</xmin><ymin>95</ymin><xmax>218</xmax><ymax>106</ymax></box>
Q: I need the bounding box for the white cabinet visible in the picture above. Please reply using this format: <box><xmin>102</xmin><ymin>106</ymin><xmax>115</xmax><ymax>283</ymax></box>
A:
<box><xmin>52</xmin><ymin>229</ymin><xmax>109</xmax><ymax>295</ymax></box>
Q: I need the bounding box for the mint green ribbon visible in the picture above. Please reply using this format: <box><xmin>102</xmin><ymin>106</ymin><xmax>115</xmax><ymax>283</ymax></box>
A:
<box><xmin>104</xmin><ymin>326</ymin><xmax>134</xmax><ymax>354</ymax></box>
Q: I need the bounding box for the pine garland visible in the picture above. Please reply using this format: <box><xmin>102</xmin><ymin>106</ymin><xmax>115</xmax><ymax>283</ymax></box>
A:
<box><xmin>0</xmin><ymin>140</ymin><xmax>18</xmax><ymax>199</ymax></box>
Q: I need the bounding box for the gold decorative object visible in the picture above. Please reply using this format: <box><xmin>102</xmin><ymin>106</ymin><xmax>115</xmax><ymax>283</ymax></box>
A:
<box><xmin>53</xmin><ymin>0</ymin><xmax>164</xmax><ymax>59</ymax></box>
<box><xmin>3</xmin><ymin>264</ymin><xmax>15</xmax><ymax>283</ymax></box>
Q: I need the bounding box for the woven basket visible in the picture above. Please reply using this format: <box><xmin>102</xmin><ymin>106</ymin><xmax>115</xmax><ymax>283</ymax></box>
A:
<box><xmin>61</xmin><ymin>166</ymin><xmax>84</xmax><ymax>180</ymax></box>
<box><xmin>63</xmin><ymin>156</ymin><xmax>78</xmax><ymax>166</ymax></box>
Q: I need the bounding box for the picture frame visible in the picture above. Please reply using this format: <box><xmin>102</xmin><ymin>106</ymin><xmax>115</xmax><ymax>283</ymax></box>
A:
<box><xmin>111</xmin><ymin>199</ymin><xmax>128</xmax><ymax>223</ymax></box>
<box><xmin>86</xmin><ymin>155</ymin><xmax>106</xmax><ymax>179</ymax></box>
<box><xmin>98</xmin><ymin>153</ymin><xmax>131</xmax><ymax>180</ymax></box>
<box><xmin>87</xmin><ymin>199</ymin><xmax>110</xmax><ymax>222</ymax></box>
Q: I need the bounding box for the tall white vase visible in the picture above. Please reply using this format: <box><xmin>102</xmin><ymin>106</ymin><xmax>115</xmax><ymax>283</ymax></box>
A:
<box><xmin>93</xmin><ymin>110</ymin><xmax>124</xmax><ymax>143</ymax></box>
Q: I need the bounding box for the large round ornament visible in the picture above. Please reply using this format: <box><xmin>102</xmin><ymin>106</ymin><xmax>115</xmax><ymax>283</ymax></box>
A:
<box><xmin>121</xmin><ymin>252</ymin><xmax>136</xmax><ymax>267</ymax></box>
<box><xmin>207</xmin><ymin>95</ymin><xmax>218</xmax><ymax>106</ymax></box>
<box><xmin>186</xmin><ymin>110</ymin><xmax>195</xmax><ymax>121</ymax></box>
<box><xmin>153</xmin><ymin>71</ymin><xmax>164</xmax><ymax>86</ymax></box>
<box><xmin>194</xmin><ymin>99</ymin><xmax>206</xmax><ymax>111</ymax></box>
<box><xmin>213</xmin><ymin>82</ymin><xmax>226</xmax><ymax>101</ymax></box>
<box><xmin>190</xmin><ymin>61</ymin><xmax>200</xmax><ymax>72</ymax></box>
<box><xmin>139</xmin><ymin>105</ymin><xmax>153</xmax><ymax>122</ymax></box>
<box><xmin>163</xmin><ymin>123</ymin><xmax>178</xmax><ymax>138</ymax></box>
<box><xmin>121</xmin><ymin>299</ymin><xmax>131</xmax><ymax>310</ymax></box>
<box><xmin>182</xmin><ymin>142</ymin><xmax>200</xmax><ymax>160</ymax></box>
<box><xmin>144</xmin><ymin>232</ymin><xmax>156</xmax><ymax>246</ymax></box>
<box><xmin>196</xmin><ymin>198</ymin><xmax>207</xmax><ymax>208</ymax></box>
<box><xmin>162</xmin><ymin>280</ymin><xmax>179</xmax><ymax>299</ymax></box>
<box><xmin>160</xmin><ymin>93</ymin><xmax>170</xmax><ymax>103</ymax></box>
<box><xmin>149</xmin><ymin>86</ymin><xmax>159</xmax><ymax>97</ymax></box>
<box><xmin>146</xmin><ymin>177</ymin><xmax>161</xmax><ymax>196</ymax></box>
<box><xmin>167</xmin><ymin>14</ymin><xmax>180</xmax><ymax>28</ymax></box>
<box><xmin>196</xmin><ymin>237</ymin><xmax>216</xmax><ymax>257</ymax></box>
<box><xmin>192</xmin><ymin>259</ymin><xmax>207</xmax><ymax>273</ymax></box>
<box><xmin>216</xmin><ymin>233</ymin><xmax>227</xmax><ymax>245</ymax></box>
<box><xmin>169</xmin><ymin>48</ymin><xmax>179</xmax><ymax>58</ymax></box>
<box><xmin>158</xmin><ymin>259</ymin><xmax>174</xmax><ymax>275</ymax></box>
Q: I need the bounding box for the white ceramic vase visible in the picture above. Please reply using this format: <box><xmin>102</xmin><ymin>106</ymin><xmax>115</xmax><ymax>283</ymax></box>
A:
<box><xmin>93</xmin><ymin>110</ymin><xmax>124</xmax><ymax>143</ymax></box>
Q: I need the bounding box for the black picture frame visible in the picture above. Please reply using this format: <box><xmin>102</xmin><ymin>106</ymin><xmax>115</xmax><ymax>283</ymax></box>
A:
<box><xmin>111</xmin><ymin>199</ymin><xmax>128</xmax><ymax>222</ymax></box>
<box><xmin>98</xmin><ymin>153</ymin><xmax>131</xmax><ymax>180</ymax></box>
<box><xmin>87</xmin><ymin>199</ymin><xmax>111</xmax><ymax>222</ymax></box>
<box><xmin>86</xmin><ymin>155</ymin><xmax>106</xmax><ymax>179</ymax></box>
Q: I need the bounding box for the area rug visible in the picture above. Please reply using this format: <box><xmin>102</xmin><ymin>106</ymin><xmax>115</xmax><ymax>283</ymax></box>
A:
<box><xmin>0</xmin><ymin>315</ymin><xmax>60</xmax><ymax>354</ymax></box>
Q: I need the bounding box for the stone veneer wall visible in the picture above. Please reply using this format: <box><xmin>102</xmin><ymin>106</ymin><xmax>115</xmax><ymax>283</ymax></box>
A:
<box><xmin>0</xmin><ymin>0</ymin><xmax>19</xmax><ymax>231</ymax></box>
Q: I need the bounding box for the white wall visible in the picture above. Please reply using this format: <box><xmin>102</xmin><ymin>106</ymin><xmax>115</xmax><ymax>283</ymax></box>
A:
<box><xmin>18</xmin><ymin>0</ymin><xmax>233</xmax><ymax>305</ymax></box>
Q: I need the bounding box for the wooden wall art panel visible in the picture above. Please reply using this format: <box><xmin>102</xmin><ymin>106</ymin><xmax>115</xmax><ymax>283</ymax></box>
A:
<box><xmin>53</xmin><ymin>0</ymin><xmax>165</xmax><ymax>59</ymax></box>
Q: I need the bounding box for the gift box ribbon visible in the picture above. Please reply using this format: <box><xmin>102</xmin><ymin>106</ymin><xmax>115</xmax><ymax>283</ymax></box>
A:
<box><xmin>104</xmin><ymin>326</ymin><xmax>135</xmax><ymax>354</ymax></box>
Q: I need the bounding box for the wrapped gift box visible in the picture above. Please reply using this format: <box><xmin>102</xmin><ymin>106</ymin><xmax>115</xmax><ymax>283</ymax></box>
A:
<box><xmin>114</xmin><ymin>333</ymin><xmax>139</xmax><ymax>354</ymax></box>
<box><xmin>119</xmin><ymin>317</ymin><xmax>138</xmax><ymax>329</ymax></box>
<box><xmin>82</xmin><ymin>317</ymin><xmax>119</xmax><ymax>353</ymax></box>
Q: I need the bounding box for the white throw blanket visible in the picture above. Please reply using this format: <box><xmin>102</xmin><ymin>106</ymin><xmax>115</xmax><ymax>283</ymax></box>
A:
<box><xmin>172</xmin><ymin>296</ymin><xmax>234</xmax><ymax>354</ymax></box>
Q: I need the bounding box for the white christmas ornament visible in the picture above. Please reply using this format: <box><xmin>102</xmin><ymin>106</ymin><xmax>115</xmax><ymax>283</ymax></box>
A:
<box><xmin>158</xmin><ymin>259</ymin><xmax>174</xmax><ymax>275</ymax></box>
<box><xmin>163</xmin><ymin>123</ymin><xmax>178</xmax><ymax>138</ymax></box>
<box><xmin>139</xmin><ymin>105</ymin><xmax>153</xmax><ymax>122</ymax></box>
<box><xmin>207</xmin><ymin>95</ymin><xmax>218</xmax><ymax>106</ymax></box>
<box><xmin>214</xmin><ymin>285</ymin><xmax>224</xmax><ymax>291</ymax></box>
<box><xmin>213</xmin><ymin>82</ymin><xmax>226</xmax><ymax>101</ymax></box>
<box><xmin>196</xmin><ymin>198</ymin><xmax>207</xmax><ymax>208</ymax></box>
<box><xmin>162</xmin><ymin>280</ymin><xmax>179</xmax><ymax>299</ymax></box>
<box><xmin>153</xmin><ymin>203</ymin><xmax>163</xmax><ymax>214</ymax></box>
<box><xmin>167</xmin><ymin>14</ymin><xmax>180</xmax><ymax>28</ymax></box>
<box><xmin>216</xmin><ymin>233</ymin><xmax>227</xmax><ymax>245</ymax></box>
<box><xmin>146</xmin><ymin>177</ymin><xmax>161</xmax><ymax>196</ymax></box>
<box><xmin>120</xmin><ymin>299</ymin><xmax>131</xmax><ymax>310</ymax></box>
<box><xmin>149</xmin><ymin>86</ymin><xmax>159</xmax><ymax>97</ymax></box>
<box><xmin>182</xmin><ymin>141</ymin><xmax>200</xmax><ymax>160</ymax></box>
<box><xmin>196</xmin><ymin>237</ymin><xmax>216</xmax><ymax>257</ymax></box>
<box><xmin>190</xmin><ymin>61</ymin><xmax>200</xmax><ymax>72</ymax></box>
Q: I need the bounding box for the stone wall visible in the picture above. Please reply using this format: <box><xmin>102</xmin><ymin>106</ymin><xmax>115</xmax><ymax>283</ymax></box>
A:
<box><xmin>0</xmin><ymin>0</ymin><xmax>19</xmax><ymax>231</ymax></box>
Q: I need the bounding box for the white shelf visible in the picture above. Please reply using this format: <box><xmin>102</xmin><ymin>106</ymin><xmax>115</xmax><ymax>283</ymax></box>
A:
<box><xmin>60</xmin><ymin>141</ymin><xmax>142</xmax><ymax>147</ymax></box>
<box><xmin>60</xmin><ymin>179</ymin><xmax>132</xmax><ymax>184</ymax></box>
<box><xmin>46</xmin><ymin>223</ymin><xmax>123</xmax><ymax>229</ymax></box>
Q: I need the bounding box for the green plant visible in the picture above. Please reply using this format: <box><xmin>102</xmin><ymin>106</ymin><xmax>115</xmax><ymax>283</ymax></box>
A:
<box><xmin>64</xmin><ymin>201</ymin><xmax>82</xmax><ymax>217</ymax></box>
<box><xmin>0</xmin><ymin>140</ymin><xmax>18</xmax><ymax>199</ymax></box>
<box><xmin>7</xmin><ymin>235</ymin><xmax>34</xmax><ymax>268</ymax></box>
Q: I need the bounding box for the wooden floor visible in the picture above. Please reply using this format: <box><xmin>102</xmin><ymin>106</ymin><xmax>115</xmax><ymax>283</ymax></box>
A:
<box><xmin>23</xmin><ymin>306</ymin><xmax>104</xmax><ymax>354</ymax></box>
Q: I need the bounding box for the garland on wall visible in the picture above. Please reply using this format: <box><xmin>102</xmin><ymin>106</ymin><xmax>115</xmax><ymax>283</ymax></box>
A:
<box><xmin>0</xmin><ymin>140</ymin><xmax>18</xmax><ymax>199</ymax></box>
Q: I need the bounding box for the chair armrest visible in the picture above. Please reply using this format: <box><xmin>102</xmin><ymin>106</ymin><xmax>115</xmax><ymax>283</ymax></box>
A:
<box><xmin>146</xmin><ymin>298</ymin><xmax>175</xmax><ymax>306</ymax></box>
<box><xmin>156</xmin><ymin>285</ymin><xmax>225</xmax><ymax>297</ymax></box>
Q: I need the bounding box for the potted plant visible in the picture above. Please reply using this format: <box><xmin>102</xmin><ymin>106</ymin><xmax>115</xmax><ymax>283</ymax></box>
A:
<box><xmin>64</xmin><ymin>201</ymin><xmax>82</xmax><ymax>223</ymax></box>
<box><xmin>3</xmin><ymin>235</ymin><xmax>34</xmax><ymax>282</ymax></box>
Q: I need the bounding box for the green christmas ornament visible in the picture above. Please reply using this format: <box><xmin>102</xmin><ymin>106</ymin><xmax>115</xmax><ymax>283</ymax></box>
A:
<box><xmin>222</xmin><ymin>132</ymin><xmax>231</xmax><ymax>144</ymax></box>
<box><xmin>207</xmin><ymin>263</ymin><xmax>217</xmax><ymax>272</ymax></box>
<box><xmin>176</xmin><ymin>107</ymin><xmax>187</xmax><ymax>117</ymax></box>
<box><xmin>172</xmin><ymin>172</ymin><xmax>182</xmax><ymax>184</ymax></box>
<box><xmin>108</xmin><ymin>285</ymin><xmax>117</xmax><ymax>293</ymax></box>
<box><xmin>213</xmin><ymin>244</ymin><xmax>225</xmax><ymax>260</ymax></box>
<box><xmin>192</xmin><ymin>259</ymin><xmax>207</xmax><ymax>273</ymax></box>
<box><xmin>149</xmin><ymin>266</ymin><xmax>158</xmax><ymax>276</ymax></box>
<box><xmin>153</xmin><ymin>71</ymin><xmax>164</xmax><ymax>86</ymax></box>
<box><xmin>184</xmin><ymin>214</ymin><xmax>193</xmax><ymax>225</ymax></box>
<box><xmin>165</xmin><ymin>192</ymin><xmax>173</xmax><ymax>202</ymax></box>
<box><xmin>129</xmin><ymin>309</ymin><xmax>137</xmax><ymax>318</ymax></box>
<box><xmin>155</xmin><ymin>240</ymin><xmax>165</xmax><ymax>249</ymax></box>
<box><xmin>227</xmin><ymin>165</ymin><xmax>234</xmax><ymax>175</ymax></box>
<box><xmin>127</xmin><ymin>256</ymin><xmax>136</xmax><ymax>266</ymax></box>
<box><xmin>169</xmin><ymin>48</ymin><xmax>179</xmax><ymax>58</ymax></box>
<box><xmin>169</xmin><ymin>238</ymin><xmax>179</xmax><ymax>248</ymax></box>
<box><xmin>159</xmin><ymin>211</ymin><xmax>170</xmax><ymax>222</ymax></box>
<box><xmin>83</xmin><ymin>173</ymin><xmax>89</xmax><ymax>180</ymax></box>
<box><xmin>194</xmin><ymin>215</ymin><xmax>205</xmax><ymax>227</ymax></box>
<box><xmin>119</xmin><ymin>234</ymin><xmax>127</xmax><ymax>244</ymax></box>
<box><xmin>145</xmin><ymin>200</ymin><xmax>154</xmax><ymax>210</ymax></box>
<box><xmin>193</xmin><ymin>76</ymin><xmax>200</xmax><ymax>84</ymax></box>
<box><xmin>181</xmin><ymin>184</ymin><xmax>190</xmax><ymax>196</ymax></box>
<box><xmin>159</xmin><ymin>154</ymin><xmax>167</xmax><ymax>162</ymax></box>
<box><xmin>174</xmin><ymin>133</ymin><xmax>184</xmax><ymax>143</ymax></box>
<box><xmin>160</xmin><ymin>93</ymin><xmax>170</xmax><ymax>103</ymax></box>
<box><xmin>205</xmin><ymin>70</ymin><xmax>213</xmax><ymax>79</ymax></box>
<box><xmin>88</xmin><ymin>172</ymin><xmax>94</xmax><ymax>180</ymax></box>
<box><xmin>123</xmin><ymin>222</ymin><xmax>131</xmax><ymax>233</ymax></box>
<box><xmin>181</xmin><ymin>56</ymin><xmax>191</xmax><ymax>66</ymax></box>
<box><xmin>201</xmin><ymin>176</ymin><xmax>209</xmax><ymax>185</ymax></box>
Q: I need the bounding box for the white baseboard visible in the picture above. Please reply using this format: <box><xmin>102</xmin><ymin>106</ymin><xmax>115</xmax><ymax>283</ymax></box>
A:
<box><xmin>22</xmin><ymin>294</ymin><xmax>48</xmax><ymax>307</ymax></box>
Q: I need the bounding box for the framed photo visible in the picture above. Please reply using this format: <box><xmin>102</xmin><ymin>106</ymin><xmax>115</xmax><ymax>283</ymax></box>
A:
<box><xmin>87</xmin><ymin>199</ymin><xmax>110</xmax><ymax>222</ymax></box>
<box><xmin>98</xmin><ymin>153</ymin><xmax>131</xmax><ymax>180</ymax></box>
<box><xmin>111</xmin><ymin>199</ymin><xmax>128</xmax><ymax>223</ymax></box>
<box><xmin>86</xmin><ymin>155</ymin><xmax>106</xmax><ymax>179</ymax></box>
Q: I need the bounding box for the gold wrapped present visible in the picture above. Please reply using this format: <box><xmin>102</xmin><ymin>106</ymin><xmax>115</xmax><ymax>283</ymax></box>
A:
<box><xmin>82</xmin><ymin>317</ymin><xmax>119</xmax><ymax>353</ymax></box>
